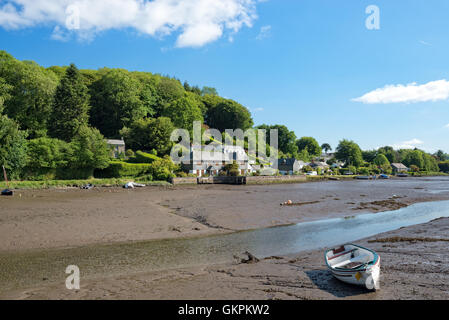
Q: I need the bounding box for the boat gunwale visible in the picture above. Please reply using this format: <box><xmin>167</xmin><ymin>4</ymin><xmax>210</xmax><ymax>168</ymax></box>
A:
<box><xmin>324</xmin><ymin>243</ymin><xmax>379</xmax><ymax>272</ymax></box>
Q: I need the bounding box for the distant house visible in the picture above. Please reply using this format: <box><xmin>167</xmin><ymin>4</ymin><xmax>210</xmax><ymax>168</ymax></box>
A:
<box><xmin>278</xmin><ymin>158</ymin><xmax>304</xmax><ymax>175</ymax></box>
<box><xmin>182</xmin><ymin>144</ymin><xmax>254</xmax><ymax>177</ymax></box>
<box><xmin>106</xmin><ymin>139</ymin><xmax>125</xmax><ymax>158</ymax></box>
<box><xmin>391</xmin><ymin>163</ymin><xmax>408</xmax><ymax>173</ymax></box>
<box><xmin>309</xmin><ymin>161</ymin><xmax>330</xmax><ymax>171</ymax></box>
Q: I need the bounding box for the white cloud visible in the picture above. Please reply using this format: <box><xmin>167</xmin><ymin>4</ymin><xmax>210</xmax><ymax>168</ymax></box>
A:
<box><xmin>391</xmin><ymin>138</ymin><xmax>424</xmax><ymax>150</ymax></box>
<box><xmin>256</xmin><ymin>24</ymin><xmax>271</xmax><ymax>40</ymax></box>
<box><xmin>352</xmin><ymin>79</ymin><xmax>449</xmax><ymax>104</ymax></box>
<box><xmin>0</xmin><ymin>0</ymin><xmax>258</xmax><ymax>47</ymax></box>
<box><xmin>252</xmin><ymin>107</ymin><xmax>264</xmax><ymax>112</ymax></box>
<box><xmin>445</xmin><ymin>123</ymin><xmax>449</xmax><ymax>128</ymax></box>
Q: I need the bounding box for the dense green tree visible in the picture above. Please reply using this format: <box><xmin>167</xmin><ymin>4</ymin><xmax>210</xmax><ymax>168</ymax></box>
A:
<box><xmin>422</xmin><ymin>152</ymin><xmax>439</xmax><ymax>172</ymax></box>
<box><xmin>154</xmin><ymin>77</ymin><xmax>185</xmax><ymax>116</ymax></box>
<box><xmin>257</xmin><ymin>124</ymin><xmax>298</xmax><ymax>157</ymax></box>
<box><xmin>0</xmin><ymin>51</ymin><xmax>58</xmax><ymax>137</ymax></box>
<box><xmin>373</xmin><ymin>153</ymin><xmax>390</xmax><ymax>166</ymax></box>
<box><xmin>438</xmin><ymin>161</ymin><xmax>449</xmax><ymax>172</ymax></box>
<box><xmin>296</xmin><ymin>137</ymin><xmax>321</xmax><ymax>157</ymax></box>
<box><xmin>0</xmin><ymin>114</ymin><xmax>27</xmax><ymax>179</ymax></box>
<box><xmin>378</xmin><ymin>146</ymin><xmax>399</xmax><ymax>163</ymax></box>
<box><xmin>49</xmin><ymin>64</ymin><xmax>90</xmax><ymax>141</ymax></box>
<box><xmin>69</xmin><ymin>125</ymin><xmax>110</xmax><ymax>170</ymax></box>
<box><xmin>0</xmin><ymin>76</ymin><xmax>12</xmax><ymax>113</ymax></box>
<box><xmin>434</xmin><ymin>150</ymin><xmax>448</xmax><ymax>161</ymax></box>
<box><xmin>321</xmin><ymin>143</ymin><xmax>332</xmax><ymax>153</ymax></box>
<box><xmin>297</xmin><ymin>148</ymin><xmax>310</xmax><ymax>162</ymax></box>
<box><xmin>130</xmin><ymin>71</ymin><xmax>158</xmax><ymax>117</ymax></box>
<box><xmin>120</xmin><ymin>117</ymin><xmax>175</xmax><ymax>156</ymax></box>
<box><xmin>206</xmin><ymin>99</ymin><xmax>253</xmax><ymax>132</ymax></box>
<box><xmin>26</xmin><ymin>137</ymin><xmax>72</xmax><ymax>169</ymax></box>
<box><xmin>201</xmin><ymin>86</ymin><xmax>218</xmax><ymax>96</ymax></box>
<box><xmin>335</xmin><ymin>139</ymin><xmax>364</xmax><ymax>167</ymax></box>
<box><xmin>90</xmin><ymin>69</ymin><xmax>147</xmax><ymax>138</ymax></box>
<box><xmin>362</xmin><ymin>150</ymin><xmax>377</xmax><ymax>163</ymax></box>
<box><xmin>402</xmin><ymin>149</ymin><xmax>424</xmax><ymax>170</ymax></box>
<box><xmin>163</xmin><ymin>95</ymin><xmax>203</xmax><ymax>134</ymax></box>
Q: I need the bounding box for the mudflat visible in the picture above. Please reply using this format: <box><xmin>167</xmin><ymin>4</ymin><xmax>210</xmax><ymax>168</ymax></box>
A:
<box><xmin>1</xmin><ymin>177</ymin><xmax>449</xmax><ymax>299</ymax></box>
<box><xmin>1</xmin><ymin>177</ymin><xmax>448</xmax><ymax>251</ymax></box>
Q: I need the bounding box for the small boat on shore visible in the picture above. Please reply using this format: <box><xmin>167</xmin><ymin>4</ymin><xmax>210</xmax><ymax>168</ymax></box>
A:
<box><xmin>355</xmin><ymin>175</ymin><xmax>370</xmax><ymax>180</ymax></box>
<box><xmin>325</xmin><ymin>243</ymin><xmax>380</xmax><ymax>290</ymax></box>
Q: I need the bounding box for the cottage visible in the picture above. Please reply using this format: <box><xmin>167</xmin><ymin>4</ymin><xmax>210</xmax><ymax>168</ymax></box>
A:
<box><xmin>106</xmin><ymin>139</ymin><xmax>125</xmax><ymax>158</ymax></box>
<box><xmin>278</xmin><ymin>158</ymin><xmax>304</xmax><ymax>175</ymax></box>
<box><xmin>391</xmin><ymin>163</ymin><xmax>408</xmax><ymax>174</ymax></box>
<box><xmin>182</xmin><ymin>144</ymin><xmax>254</xmax><ymax>177</ymax></box>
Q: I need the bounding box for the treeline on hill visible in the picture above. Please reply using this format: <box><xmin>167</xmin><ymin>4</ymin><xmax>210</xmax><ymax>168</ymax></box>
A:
<box><xmin>0</xmin><ymin>50</ymin><xmax>447</xmax><ymax>182</ymax></box>
<box><xmin>0</xmin><ymin>50</ymin><xmax>254</xmax><ymax>181</ymax></box>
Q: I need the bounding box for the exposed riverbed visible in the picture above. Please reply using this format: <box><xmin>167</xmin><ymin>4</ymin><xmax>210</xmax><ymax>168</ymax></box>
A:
<box><xmin>1</xmin><ymin>177</ymin><xmax>449</xmax><ymax>299</ymax></box>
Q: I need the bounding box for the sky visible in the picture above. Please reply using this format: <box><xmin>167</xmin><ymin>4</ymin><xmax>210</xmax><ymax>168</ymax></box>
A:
<box><xmin>1</xmin><ymin>0</ymin><xmax>449</xmax><ymax>153</ymax></box>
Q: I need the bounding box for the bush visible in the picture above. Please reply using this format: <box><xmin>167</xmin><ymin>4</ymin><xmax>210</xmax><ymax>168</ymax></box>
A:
<box><xmin>358</xmin><ymin>167</ymin><xmax>370</xmax><ymax>175</ymax></box>
<box><xmin>127</xmin><ymin>150</ymin><xmax>161</xmax><ymax>164</ymax></box>
<box><xmin>439</xmin><ymin>161</ymin><xmax>449</xmax><ymax>173</ymax></box>
<box><xmin>125</xmin><ymin>149</ymin><xmax>135</xmax><ymax>157</ymax></box>
<box><xmin>95</xmin><ymin>161</ymin><xmax>152</xmax><ymax>178</ymax></box>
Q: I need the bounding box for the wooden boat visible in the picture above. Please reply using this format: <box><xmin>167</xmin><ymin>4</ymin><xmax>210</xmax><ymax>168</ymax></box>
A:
<box><xmin>325</xmin><ymin>243</ymin><xmax>380</xmax><ymax>290</ymax></box>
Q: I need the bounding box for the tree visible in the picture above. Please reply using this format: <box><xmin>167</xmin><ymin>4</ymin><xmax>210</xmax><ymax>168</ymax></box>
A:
<box><xmin>257</xmin><ymin>124</ymin><xmax>298</xmax><ymax>157</ymax></box>
<box><xmin>163</xmin><ymin>95</ymin><xmax>203</xmax><ymax>134</ymax></box>
<box><xmin>49</xmin><ymin>64</ymin><xmax>90</xmax><ymax>142</ymax></box>
<box><xmin>373</xmin><ymin>153</ymin><xmax>390</xmax><ymax>167</ymax></box>
<box><xmin>0</xmin><ymin>114</ymin><xmax>27</xmax><ymax>179</ymax></box>
<box><xmin>296</xmin><ymin>137</ymin><xmax>321</xmax><ymax>157</ymax></box>
<box><xmin>321</xmin><ymin>143</ymin><xmax>332</xmax><ymax>153</ymax></box>
<box><xmin>154</xmin><ymin>77</ymin><xmax>185</xmax><ymax>116</ymax></box>
<box><xmin>205</xmin><ymin>99</ymin><xmax>253</xmax><ymax>132</ymax></box>
<box><xmin>90</xmin><ymin>69</ymin><xmax>147</xmax><ymax>138</ymax></box>
<box><xmin>69</xmin><ymin>125</ymin><xmax>110</xmax><ymax>170</ymax></box>
<box><xmin>335</xmin><ymin>139</ymin><xmax>363</xmax><ymax>167</ymax></box>
<box><xmin>0</xmin><ymin>51</ymin><xmax>58</xmax><ymax>137</ymax></box>
<box><xmin>362</xmin><ymin>150</ymin><xmax>377</xmax><ymax>163</ymax></box>
<box><xmin>120</xmin><ymin>117</ymin><xmax>175</xmax><ymax>156</ymax></box>
<box><xmin>26</xmin><ymin>137</ymin><xmax>72</xmax><ymax>169</ymax></box>
<box><xmin>0</xmin><ymin>77</ymin><xmax>12</xmax><ymax>113</ymax></box>
<box><xmin>201</xmin><ymin>86</ymin><xmax>218</xmax><ymax>96</ymax></box>
<box><xmin>403</xmin><ymin>150</ymin><xmax>424</xmax><ymax>170</ymax></box>
<box><xmin>378</xmin><ymin>146</ymin><xmax>399</xmax><ymax>163</ymax></box>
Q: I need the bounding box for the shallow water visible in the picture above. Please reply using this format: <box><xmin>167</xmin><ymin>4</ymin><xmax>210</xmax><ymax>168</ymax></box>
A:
<box><xmin>1</xmin><ymin>200</ymin><xmax>449</xmax><ymax>291</ymax></box>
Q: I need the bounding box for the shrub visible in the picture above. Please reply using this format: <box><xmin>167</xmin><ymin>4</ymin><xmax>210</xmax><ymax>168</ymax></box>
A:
<box><xmin>125</xmin><ymin>149</ymin><xmax>135</xmax><ymax>157</ymax></box>
<box><xmin>127</xmin><ymin>150</ymin><xmax>161</xmax><ymax>164</ymax></box>
<box><xmin>95</xmin><ymin>161</ymin><xmax>152</xmax><ymax>178</ymax></box>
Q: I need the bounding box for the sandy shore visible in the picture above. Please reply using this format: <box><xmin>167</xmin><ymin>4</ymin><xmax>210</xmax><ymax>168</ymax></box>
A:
<box><xmin>1</xmin><ymin>177</ymin><xmax>449</xmax><ymax>299</ymax></box>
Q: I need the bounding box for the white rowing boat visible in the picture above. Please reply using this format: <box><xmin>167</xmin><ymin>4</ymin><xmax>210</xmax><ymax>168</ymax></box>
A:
<box><xmin>325</xmin><ymin>243</ymin><xmax>380</xmax><ymax>290</ymax></box>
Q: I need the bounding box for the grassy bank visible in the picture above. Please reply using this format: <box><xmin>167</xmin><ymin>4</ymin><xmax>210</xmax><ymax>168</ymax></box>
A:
<box><xmin>0</xmin><ymin>178</ymin><xmax>171</xmax><ymax>190</ymax></box>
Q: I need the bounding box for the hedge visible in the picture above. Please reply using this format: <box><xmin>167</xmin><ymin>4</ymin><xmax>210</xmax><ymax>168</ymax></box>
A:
<box><xmin>21</xmin><ymin>167</ymin><xmax>94</xmax><ymax>180</ymax></box>
<box><xmin>127</xmin><ymin>151</ymin><xmax>161</xmax><ymax>164</ymax></box>
<box><xmin>95</xmin><ymin>161</ymin><xmax>153</xmax><ymax>178</ymax></box>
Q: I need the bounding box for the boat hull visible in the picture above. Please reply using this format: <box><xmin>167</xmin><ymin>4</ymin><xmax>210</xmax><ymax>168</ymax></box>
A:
<box><xmin>325</xmin><ymin>244</ymin><xmax>381</xmax><ymax>290</ymax></box>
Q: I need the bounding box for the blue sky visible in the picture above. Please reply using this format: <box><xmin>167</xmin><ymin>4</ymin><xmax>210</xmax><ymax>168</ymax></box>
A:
<box><xmin>1</xmin><ymin>0</ymin><xmax>449</xmax><ymax>153</ymax></box>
